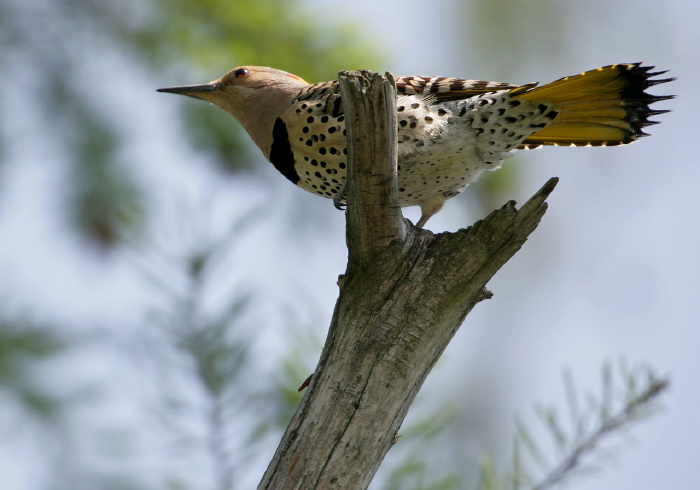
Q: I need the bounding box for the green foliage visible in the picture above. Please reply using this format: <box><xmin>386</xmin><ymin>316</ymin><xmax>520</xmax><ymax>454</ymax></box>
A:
<box><xmin>131</xmin><ymin>209</ymin><xmax>286</xmax><ymax>489</ymax></box>
<box><xmin>479</xmin><ymin>361</ymin><xmax>669</xmax><ymax>490</ymax></box>
<box><xmin>383</xmin><ymin>404</ymin><xmax>465</xmax><ymax>490</ymax></box>
<box><xmin>70</xmin><ymin>118</ymin><xmax>145</xmax><ymax>247</ymax></box>
<box><xmin>267</xmin><ymin>326</ymin><xmax>320</xmax><ymax>430</ymax></box>
<box><xmin>133</xmin><ymin>0</ymin><xmax>381</xmax><ymax>81</ymax></box>
<box><xmin>0</xmin><ymin>312</ymin><xmax>68</xmax><ymax>422</ymax></box>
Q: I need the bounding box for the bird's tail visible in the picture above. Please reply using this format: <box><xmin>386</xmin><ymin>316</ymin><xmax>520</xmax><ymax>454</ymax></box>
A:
<box><xmin>515</xmin><ymin>63</ymin><xmax>674</xmax><ymax>147</ymax></box>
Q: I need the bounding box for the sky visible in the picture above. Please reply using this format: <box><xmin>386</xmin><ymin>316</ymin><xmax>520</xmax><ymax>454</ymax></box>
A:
<box><xmin>1</xmin><ymin>0</ymin><xmax>698</xmax><ymax>488</ymax></box>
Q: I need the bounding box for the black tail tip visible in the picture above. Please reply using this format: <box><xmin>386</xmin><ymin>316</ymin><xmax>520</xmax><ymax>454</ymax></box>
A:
<box><xmin>617</xmin><ymin>63</ymin><xmax>675</xmax><ymax>139</ymax></box>
<box><xmin>619</xmin><ymin>63</ymin><xmax>676</xmax><ymax>100</ymax></box>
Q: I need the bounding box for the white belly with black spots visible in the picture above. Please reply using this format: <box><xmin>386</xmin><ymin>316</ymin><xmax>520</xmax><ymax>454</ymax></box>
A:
<box><xmin>282</xmin><ymin>90</ymin><xmax>558</xmax><ymax>208</ymax></box>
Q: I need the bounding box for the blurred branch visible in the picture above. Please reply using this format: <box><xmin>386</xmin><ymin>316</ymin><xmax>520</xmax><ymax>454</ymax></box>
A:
<box><xmin>132</xmin><ymin>209</ymin><xmax>266</xmax><ymax>490</ymax></box>
<box><xmin>480</xmin><ymin>361</ymin><xmax>669</xmax><ymax>490</ymax></box>
<box><xmin>530</xmin><ymin>363</ymin><xmax>669</xmax><ymax>490</ymax></box>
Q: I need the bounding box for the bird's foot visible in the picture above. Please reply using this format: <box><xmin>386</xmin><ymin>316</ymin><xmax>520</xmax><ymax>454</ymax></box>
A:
<box><xmin>332</xmin><ymin>179</ymin><xmax>347</xmax><ymax>210</ymax></box>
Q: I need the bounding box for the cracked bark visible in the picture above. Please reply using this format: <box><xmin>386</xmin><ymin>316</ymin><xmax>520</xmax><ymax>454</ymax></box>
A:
<box><xmin>258</xmin><ymin>70</ymin><xmax>558</xmax><ymax>490</ymax></box>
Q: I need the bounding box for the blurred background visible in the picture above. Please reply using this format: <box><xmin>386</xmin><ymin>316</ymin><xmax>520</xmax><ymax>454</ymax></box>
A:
<box><xmin>0</xmin><ymin>0</ymin><xmax>696</xmax><ymax>488</ymax></box>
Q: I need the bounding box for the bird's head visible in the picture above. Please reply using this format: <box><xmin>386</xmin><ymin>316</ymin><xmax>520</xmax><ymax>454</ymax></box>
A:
<box><xmin>157</xmin><ymin>66</ymin><xmax>309</xmax><ymax>154</ymax></box>
<box><xmin>157</xmin><ymin>65</ymin><xmax>307</xmax><ymax>111</ymax></box>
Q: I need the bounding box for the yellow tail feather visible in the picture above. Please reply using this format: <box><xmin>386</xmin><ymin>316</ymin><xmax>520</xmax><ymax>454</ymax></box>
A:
<box><xmin>516</xmin><ymin>63</ymin><xmax>674</xmax><ymax>147</ymax></box>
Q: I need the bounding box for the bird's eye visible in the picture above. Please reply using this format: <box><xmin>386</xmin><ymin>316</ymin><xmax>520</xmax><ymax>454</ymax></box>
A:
<box><xmin>234</xmin><ymin>68</ymin><xmax>250</xmax><ymax>78</ymax></box>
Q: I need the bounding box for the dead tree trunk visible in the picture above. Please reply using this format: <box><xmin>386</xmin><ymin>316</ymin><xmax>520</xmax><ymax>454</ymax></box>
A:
<box><xmin>258</xmin><ymin>70</ymin><xmax>558</xmax><ymax>489</ymax></box>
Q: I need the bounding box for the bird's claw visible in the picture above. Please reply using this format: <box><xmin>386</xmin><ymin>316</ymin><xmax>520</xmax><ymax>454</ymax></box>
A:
<box><xmin>332</xmin><ymin>179</ymin><xmax>348</xmax><ymax>211</ymax></box>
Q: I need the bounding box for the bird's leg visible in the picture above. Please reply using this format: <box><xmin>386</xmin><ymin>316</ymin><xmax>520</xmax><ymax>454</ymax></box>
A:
<box><xmin>416</xmin><ymin>195</ymin><xmax>445</xmax><ymax>228</ymax></box>
<box><xmin>333</xmin><ymin>179</ymin><xmax>347</xmax><ymax>210</ymax></box>
<box><xmin>415</xmin><ymin>215</ymin><xmax>429</xmax><ymax>228</ymax></box>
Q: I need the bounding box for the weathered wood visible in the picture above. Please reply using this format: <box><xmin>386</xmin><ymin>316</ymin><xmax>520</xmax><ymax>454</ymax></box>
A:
<box><xmin>339</xmin><ymin>70</ymin><xmax>406</xmax><ymax>261</ymax></box>
<box><xmin>258</xmin><ymin>70</ymin><xmax>557</xmax><ymax>490</ymax></box>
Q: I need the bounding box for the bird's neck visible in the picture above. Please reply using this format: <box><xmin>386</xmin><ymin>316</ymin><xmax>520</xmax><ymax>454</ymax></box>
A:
<box><xmin>213</xmin><ymin>87</ymin><xmax>303</xmax><ymax>159</ymax></box>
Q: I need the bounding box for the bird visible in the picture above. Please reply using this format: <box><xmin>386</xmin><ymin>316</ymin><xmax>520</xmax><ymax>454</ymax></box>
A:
<box><xmin>158</xmin><ymin>63</ymin><xmax>673</xmax><ymax>228</ymax></box>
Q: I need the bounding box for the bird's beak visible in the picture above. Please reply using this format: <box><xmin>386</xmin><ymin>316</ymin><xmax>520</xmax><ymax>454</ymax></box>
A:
<box><xmin>156</xmin><ymin>83</ymin><xmax>220</xmax><ymax>100</ymax></box>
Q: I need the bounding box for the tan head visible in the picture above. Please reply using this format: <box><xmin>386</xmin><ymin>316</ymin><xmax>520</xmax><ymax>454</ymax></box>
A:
<box><xmin>157</xmin><ymin>66</ymin><xmax>309</xmax><ymax>157</ymax></box>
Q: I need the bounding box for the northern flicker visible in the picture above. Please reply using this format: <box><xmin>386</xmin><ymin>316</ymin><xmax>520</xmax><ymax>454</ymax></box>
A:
<box><xmin>158</xmin><ymin>63</ymin><xmax>673</xmax><ymax>227</ymax></box>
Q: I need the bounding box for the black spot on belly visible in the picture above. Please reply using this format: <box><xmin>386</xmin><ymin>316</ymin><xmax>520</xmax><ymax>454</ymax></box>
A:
<box><xmin>270</xmin><ymin>118</ymin><xmax>299</xmax><ymax>184</ymax></box>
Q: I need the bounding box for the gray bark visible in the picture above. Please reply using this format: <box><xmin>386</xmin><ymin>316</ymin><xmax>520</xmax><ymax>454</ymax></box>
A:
<box><xmin>258</xmin><ymin>70</ymin><xmax>558</xmax><ymax>490</ymax></box>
